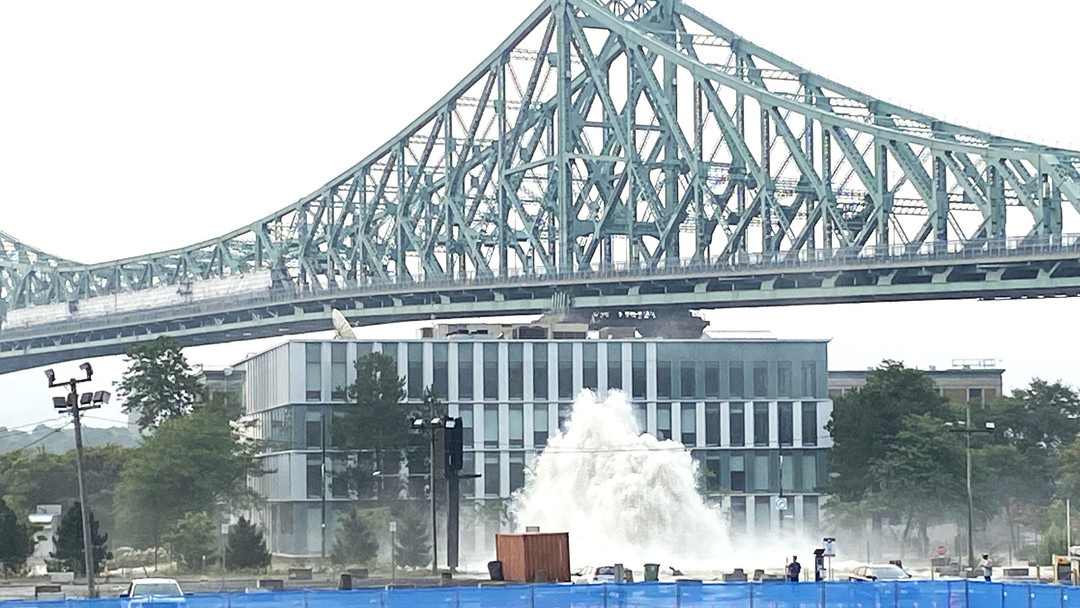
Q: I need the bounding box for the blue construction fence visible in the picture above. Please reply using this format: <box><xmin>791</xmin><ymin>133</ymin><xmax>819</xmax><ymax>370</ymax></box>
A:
<box><xmin>16</xmin><ymin>581</ymin><xmax>1080</xmax><ymax>608</ymax></box>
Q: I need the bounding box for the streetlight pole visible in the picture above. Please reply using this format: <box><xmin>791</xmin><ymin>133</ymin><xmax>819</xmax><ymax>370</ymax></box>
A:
<box><xmin>411</xmin><ymin>416</ymin><xmax>447</xmax><ymax>574</ymax></box>
<box><xmin>45</xmin><ymin>363</ymin><xmax>110</xmax><ymax>599</ymax></box>
<box><xmin>947</xmin><ymin>402</ymin><xmax>994</xmax><ymax>572</ymax></box>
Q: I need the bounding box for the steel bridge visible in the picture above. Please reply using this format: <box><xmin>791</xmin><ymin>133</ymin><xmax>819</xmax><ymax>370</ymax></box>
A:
<box><xmin>3</xmin><ymin>0</ymin><xmax>1080</xmax><ymax>374</ymax></box>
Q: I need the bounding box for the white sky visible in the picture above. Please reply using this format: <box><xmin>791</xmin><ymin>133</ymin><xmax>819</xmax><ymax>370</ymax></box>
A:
<box><xmin>2</xmin><ymin>0</ymin><xmax>1079</xmax><ymax>431</ymax></box>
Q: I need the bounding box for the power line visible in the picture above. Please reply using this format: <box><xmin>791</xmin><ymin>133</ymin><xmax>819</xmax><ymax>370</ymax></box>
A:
<box><xmin>4</xmin><ymin>422</ymin><xmax>73</xmax><ymax>455</ymax></box>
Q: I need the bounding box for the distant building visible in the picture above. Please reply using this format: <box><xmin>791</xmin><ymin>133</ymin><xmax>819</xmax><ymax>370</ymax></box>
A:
<box><xmin>236</xmin><ymin>312</ymin><xmax>832</xmax><ymax>559</ymax></box>
<box><xmin>26</xmin><ymin>504</ymin><xmax>62</xmax><ymax>575</ymax></box>
<box><xmin>828</xmin><ymin>360</ymin><xmax>1004</xmax><ymax>405</ymax></box>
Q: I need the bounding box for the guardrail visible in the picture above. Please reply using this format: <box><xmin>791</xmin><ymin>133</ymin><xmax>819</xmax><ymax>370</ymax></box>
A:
<box><xmin>15</xmin><ymin>581</ymin><xmax>1080</xmax><ymax>608</ymax></box>
<box><xmin>5</xmin><ymin>233</ymin><xmax>1080</xmax><ymax>340</ymax></box>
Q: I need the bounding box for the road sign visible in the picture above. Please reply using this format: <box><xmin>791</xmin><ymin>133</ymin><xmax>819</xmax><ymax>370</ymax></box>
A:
<box><xmin>936</xmin><ymin>544</ymin><xmax>948</xmax><ymax>557</ymax></box>
<box><xmin>389</xmin><ymin>521</ymin><xmax>397</xmax><ymax>533</ymax></box>
<box><xmin>823</xmin><ymin>538</ymin><xmax>836</xmax><ymax>557</ymax></box>
<box><xmin>774</xmin><ymin>497</ymin><xmax>788</xmax><ymax>511</ymax></box>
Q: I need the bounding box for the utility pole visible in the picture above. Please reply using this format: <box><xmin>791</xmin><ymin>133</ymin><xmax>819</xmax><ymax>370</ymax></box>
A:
<box><xmin>947</xmin><ymin>402</ymin><xmax>994</xmax><ymax>572</ymax></box>
<box><xmin>46</xmin><ymin>364</ymin><xmax>110</xmax><ymax>599</ymax></box>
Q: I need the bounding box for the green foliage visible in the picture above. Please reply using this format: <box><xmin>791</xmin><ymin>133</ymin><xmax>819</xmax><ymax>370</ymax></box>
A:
<box><xmin>161</xmin><ymin>512</ymin><xmax>216</xmax><ymax>571</ymax></box>
<box><xmin>0</xmin><ymin>445</ymin><xmax>127</xmax><ymax>545</ymax></box>
<box><xmin>827</xmin><ymin>360</ymin><xmax>952</xmax><ymax>503</ymax></box>
<box><xmin>117</xmin><ymin>335</ymin><xmax>206</xmax><ymax>430</ymax></box>
<box><xmin>50</xmin><ymin>502</ymin><xmax>110</xmax><ymax>576</ymax></box>
<box><xmin>115</xmin><ymin>406</ymin><xmax>261</xmax><ymax>551</ymax></box>
<box><xmin>392</xmin><ymin>501</ymin><xmax>430</xmax><ymax>569</ymax></box>
<box><xmin>226</xmin><ymin>516</ymin><xmax>270</xmax><ymax>570</ymax></box>
<box><xmin>331</xmin><ymin>508</ymin><xmax>379</xmax><ymax>566</ymax></box>
<box><xmin>0</xmin><ymin>497</ymin><xmax>32</xmax><ymax>574</ymax></box>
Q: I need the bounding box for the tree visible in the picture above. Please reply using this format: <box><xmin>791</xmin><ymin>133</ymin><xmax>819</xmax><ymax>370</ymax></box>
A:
<box><xmin>335</xmin><ymin>353</ymin><xmax>415</xmax><ymax>500</ymax></box>
<box><xmin>226</xmin><ymin>516</ymin><xmax>270</xmax><ymax>570</ymax></box>
<box><xmin>393</xmin><ymin>501</ymin><xmax>430</xmax><ymax>569</ymax></box>
<box><xmin>117</xmin><ymin>335</ymin><xmax>206</xmax><ymax>430</ymax></box>
<box><xmin>115</xmin><ymin>406</ymin><xmax>261</xmax><ymax>563</ymax></box>
<box><xmin>826</xmin><ymin>360</ymin><xmax>951</xmax><ymax>502</ymax></box>
<box><xmin>161</xmin><ymin>512</ymin><xmax>216</xmax><ymax>571</ymax></box>
<box><xmin>0</xmin><ymin>497</ymin><xmax>32</xmax><ymax>574</ymax></box>
<box><xmin>331</xmin><ymin>508</ymin><xmax>379</xmax><ymax>566</ymax></box>
<box><xmin>51</xmin><ymin>502</ymin><xmax>109</xmax><ymax>576</ymax></box>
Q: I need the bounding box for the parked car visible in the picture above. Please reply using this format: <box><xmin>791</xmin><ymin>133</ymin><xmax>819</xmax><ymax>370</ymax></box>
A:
<box><xmin>573</xmin><ymin>565</ymin><xmax>618</xmax><ymax>584</ymax></box>
<box><xmin>848</xmin><ymin>564</ymin><xmax>913</xmax><ymax>582</ymax></box>
<box><xmin>120</xmin><ymin>578</ymin><xmax>185</xmax><ymax>605</ymax></box>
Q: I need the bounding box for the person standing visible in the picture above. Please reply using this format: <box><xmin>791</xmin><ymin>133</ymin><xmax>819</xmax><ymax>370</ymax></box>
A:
<box><xmin>787</xmin><ymin>556</ymin><xmax>802</xmax><ymax>582</ymax></box>
<box><xmin>980</xmin><ymin>554</ymin><xmax>994</xmax><ymax>581</ymax></box>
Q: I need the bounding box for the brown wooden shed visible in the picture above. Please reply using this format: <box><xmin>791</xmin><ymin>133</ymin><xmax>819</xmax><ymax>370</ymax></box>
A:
<box><xmin>495</xmin><ymin>532</ymin><xmax>571</xmax><ymax>583</ymax></box>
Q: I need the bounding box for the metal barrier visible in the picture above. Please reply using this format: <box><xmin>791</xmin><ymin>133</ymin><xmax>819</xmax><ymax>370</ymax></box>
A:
<box><xmin>14</xmin><ymin>581</ymin><xmax>1080</xmax><ymax>608</ymax></box>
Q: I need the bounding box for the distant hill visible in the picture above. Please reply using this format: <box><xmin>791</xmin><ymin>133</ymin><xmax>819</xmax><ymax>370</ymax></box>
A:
<box><xmin>0</xmin><ymin>424</ymin><xmax>141</xmax><ymax>454</ymax></box>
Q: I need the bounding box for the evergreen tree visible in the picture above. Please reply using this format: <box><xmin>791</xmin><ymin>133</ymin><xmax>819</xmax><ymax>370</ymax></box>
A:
<box><xmin>393</xmin><ymin>502</ymin><xmax>430</xmax><ymax>569</ymax></box>
<box><xmin>330</xmin><ymin>508</ymin><xmax>378</xmax><ymax>566</ymax></box>
<box><xmin>226</xmin><ymin>517</ymin><xmax>270</xmax><ymax>570</ymax></box>
<box><xmin>51</xmin><ymin>502</ymin><xmax>110</xmax><ymax>576</ymax></box>
<box><xmin>117</xmin><ymin>335</ymin><xmax>206</xmax><ymax>431</ymax></box>
<box><xmin>161</xmin><ymin>512</ymin><xmax>216</xmax><ymax>571</ymax></box>
<box><xmin>0</xmin><ymin>497</ymin><xmax>33</xmax><ymax>574</ymax></box>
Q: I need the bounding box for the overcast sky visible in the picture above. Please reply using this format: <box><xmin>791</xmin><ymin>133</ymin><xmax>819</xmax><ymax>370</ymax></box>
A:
<box><xmin>2</xmin><ymin>0</ymin><xmax>1079</xmax><ymax>431</ymax></box>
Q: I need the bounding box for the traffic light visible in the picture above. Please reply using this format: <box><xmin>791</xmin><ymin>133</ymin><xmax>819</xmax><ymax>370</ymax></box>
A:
<box><xmin>444</xmin><ymin>417</ymin><xmax>463</xmax><ymax>476</ymax></box>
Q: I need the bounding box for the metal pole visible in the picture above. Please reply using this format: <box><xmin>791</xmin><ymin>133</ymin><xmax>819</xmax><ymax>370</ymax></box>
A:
<box><xmin>1068</xmin><ymin>498</ymin><xmax>1072</xmax><ymax>553</ymax></box>
<box><xmin>390</xmin><ymin>522</ymin><xmax>397</xmax><ymax>586</ymax></box>
<box><xmin>321</xmin><ymin>409</ymin><xmax>327</xmax><ymax>560</ymax></box>
<box><xmin>429</xmin><ymin>427</ymin><xmax>438</xmax><ymax>573</ymax></box>
<box><xmin>778</xmin><ymin>453</ymin><xmax>784</xmax><ymax>534</ymax></box>
<box><xmin>966</xmin><ymin>401</ymin><xmax>974</xmax><ymax>572</ymax></box>
<box><xmin>69</xmin><ymin>381</ymin><xmax>96</xmax><ymax>598</ymax></box>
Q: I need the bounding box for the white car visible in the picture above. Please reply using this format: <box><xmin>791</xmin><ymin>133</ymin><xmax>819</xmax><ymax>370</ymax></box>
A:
<box><xmin>121</xmin><ymin>578</ymin><xmax>186</xmax><ymax>605</ymax></box>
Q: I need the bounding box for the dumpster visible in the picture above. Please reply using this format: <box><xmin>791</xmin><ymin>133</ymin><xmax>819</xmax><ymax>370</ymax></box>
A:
<box><xmin>644</xmin><ymin>563</ymin><xmax>660</xmax><ymax>582</ymax></box>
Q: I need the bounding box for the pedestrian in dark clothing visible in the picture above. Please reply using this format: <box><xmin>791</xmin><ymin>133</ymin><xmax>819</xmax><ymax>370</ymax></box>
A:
<box><xmin>787</xmin><ymin>556</ymin><xmax>802</xmax><ymax>582</ymax></box>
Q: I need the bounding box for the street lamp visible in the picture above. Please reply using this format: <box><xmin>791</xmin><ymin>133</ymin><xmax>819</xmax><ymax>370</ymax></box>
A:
<box><xmin>946</xmin><ymin>403</ymin><xmax>994</xmax><ymax>573</ymax></box>
<box><xmin>410</xmin><ymin>416</ymin><xmax>449</xmax><ymax>574</ymax></box>
<box><xmin>45</xmin><ymin>363</ymin><xmax>110</xmax><ymax>598</ymax></box>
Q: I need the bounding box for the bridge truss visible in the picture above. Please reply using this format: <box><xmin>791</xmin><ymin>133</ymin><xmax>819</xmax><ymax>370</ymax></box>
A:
<box><xmin>3</xmin><ymin>0</ymin><xmax>1080</xmax><ymax>372</ymax></box>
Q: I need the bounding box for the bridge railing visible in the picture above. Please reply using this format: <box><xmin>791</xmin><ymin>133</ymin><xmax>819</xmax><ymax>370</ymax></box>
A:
<box><xmin>3</xmin><ymin>233</ymin><xmax>1079</xmax><ymax>338</ymax></box>
<box><xmin>15</xmin><ymin>581</ymin><xmax>1080</xmax><ymax>608</ymax></box>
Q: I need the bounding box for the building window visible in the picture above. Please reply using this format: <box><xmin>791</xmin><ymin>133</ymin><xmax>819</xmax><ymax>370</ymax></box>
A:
<box><xmin>462</xmin><ymin>452</ymin><xmax>475</xmax><ymax>497</ymax></box>
<box><xmin>461</xmin><ymin>407</ymin><xmax>474</xmax><ymax>448</ymax></box>
<box><xmin>484</xmin><ymin>453</ymin><xmax>500</xmax><ymax>496</ymax></box>
<box><xmin>633</xmin><ymin>404</ymin><xmax>647</xmax><ymax>433</ymax></box>
<box><xmin>558</xmin><ymin>403</ymin><xmax>571</xmax><ymax>432</ymax></box>
<box><xmin>801</xmin><ymin>361</ymin><xmax>818</xmax><ymax>397</ymax></box>
<box><xmin>704</xmin><ymin>453</ymin><xmax>721</xmax><ymax>493</ymax></box>
<box><xmin>631</xmin><ymin>343</ymin><xmax>646</xmax><ymax>399</ymax></box>
<box><xmin>408</xmin><ymin>343</ymin><xmax>424</xmax><ymax>399</ymax></box>
<box><xmin>704</xmin><ymin>362</ymin><xmax>720</xmax><ymax>398</ymax></box>
<box><xmin>558</xmin><ymin>344</ymin><xmax>573</xmax><ymax>400</ymax></box>
<box><xmin>802</xmin><ymin>453</ymin><xmax>819</xmax><ymax>492</ymax></box>
<box><xmin>777</xmin><ymin>361</ymin><xmax>792</xmax><ymax>395</ymax></box>
<box><xmin>484</xmin><ymin>404</ymin><xmax>499</xmax><ymax>448</ymax></box>
<box><xmin>780</xmin><ymin>452</ymin><xmax>794</xmax><ymax>492</ymax></box>
<box><xmin>607</xmin><ymin>343</ymin><xmax>622</xmax><ymax>391</ymax></box>
<box><xmin>380</xmin><ymin>342</ymin><xmax>398</xmax><ymax>366</ymax></box>
<box><xmin>509</xmin><ymin>453</ymin><xmax>525</xmax><ymax>493</ymax></box>
<box><xmin>306</xmin><ymin>454</ymin><xmax>323</xmax><ymax>499</ymax></box>
<box><xmin>755</xmin><ymin>496</ymin><xmax>771</xmax><ymax>533</ymax></box>
<box><xmin>730</xmin><ymin>455</ymin><xmax>746</xmax><ymax>492</ymax></box>
<box><xmin>533</xmin><ymin>406</ymin><xmax>549</xmax><ymax>448</ymax></box>
<box><xmin>729</xmin><ymin>362</ymin><xmax>744</xmax><ymax>397</ymax></box>
<box><xmin>730</xmin><ymin>496</ymin><xmax>746</xmax><ymax>534</ymax></box>
<box><xmin>483</xmin><ymin>344</ymin><xmax>498</xmax><ymax>400</ymax></box>
<box><xmin>582</xmin><ymin>343</ymin><xmax>597</xmax><ymax>391</ymax></box>
<box><xmin>458</xmin><ymin>344</ymin><xmax>474</xmax><ymax>400</ymax></box>
<box><xmin>305</xmin><ymin>343</ymin><xmax>321</xmax><ymax>401</ymax></box>
<box><xmin>509</xmin><ymin>344</ymin><xmax>524</xmax><ymax>400</ymax></box>
<box><xmin>729</xmin><ymin>402</ymin><xmax>745</xmax><ymax>447</ymax></box>
<box><xmin>656</xmin><ymin>404</ymin><xmax>672</xmax><ymax>440</ymax></box>
<box><xmin>330</xmin><ymin>455</ymin><xmax>349</xmax><ymax>498</ymax></box>
<box><xmin>753</xmin><ymin>454</ymin><xmax>770</xmax><ymax>491</ymax></box>
<box><xmin>967</xmin><ymin>387</ymin><xmax>984</xmax><ymax>404</ymax></box>
<box><xmin>753</xmin><ymin>362</ymin><xmax>768</xmax><ymax>398</ymax></box>
<box><xmin>705</xmin><ymin>402</ymin><xmax>720</xmax><ymax>446</ymax></box>
<box><xmin>680</xmin><ymin>404</ymin><xmax>696</xmax><ymax>446</ymax></box>
<box><xmin>433</xmin><ymin>343</ymin><xmax>448</xmax><ymax>399</ymax></box>
<box><xmin>657</xmin><ymin>361</ymin><xmax>672</xmax><ymax>399</ymax></box>
<box><xmin>533</xmin><ymin>344</ymin><xmax>548</xmax><ymax>400</ymax></box>
<box><xmin>305</xmin><ymin>413</ymin><xmax>322</xmax><ymax>448</ymax></box>
<box><xmin>753</xmin><ymin>402</ymin><xmax>769</xmax><ymax>447</ymax></box>
<box><xmin>803</xmin><ymin>495</ymin><xmax>819</xmax><ymax>534</ymax></box>
<box><xmin>779</xmin><ymin>402</ymin><xmax>793</xmax><ymax>447</ymax></box>
<box><xmin>801</xmin><ymin>402</ymin><xmax>818</xmax><ymax>446</ymax></box>
<box><xmin>509</xmin><ymin>405</ymin><xmax>524</xmax><ymax>448</ymax></box>
<box><xmin>681</xmin><ymin>362</ymin><xmax>696</xmax><ymax>399</ymax></box>
<box><xmin>331</xmin><ymin>343</ymin><xmax>347</xmax><ymax>401</ymax></box>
